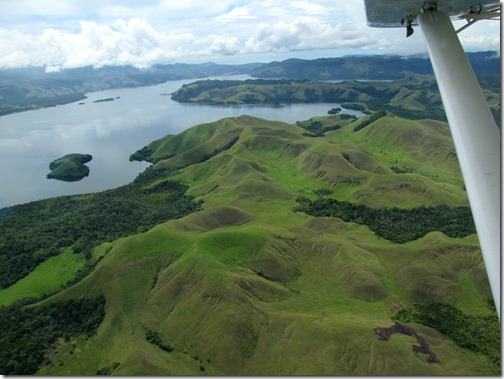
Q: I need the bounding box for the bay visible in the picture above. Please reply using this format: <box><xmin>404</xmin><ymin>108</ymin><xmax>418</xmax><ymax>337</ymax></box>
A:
<box><xmin>0</xmin><ymin>75</ymin><xmax>363</xmax><ymax>208</ymax></box>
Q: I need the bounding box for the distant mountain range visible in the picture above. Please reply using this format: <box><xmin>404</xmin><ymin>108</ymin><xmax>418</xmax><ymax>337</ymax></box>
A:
<box><xmin>249</xmin><ymin>51</ymin><xmax>500</xmax><ymax>80</ymax></box>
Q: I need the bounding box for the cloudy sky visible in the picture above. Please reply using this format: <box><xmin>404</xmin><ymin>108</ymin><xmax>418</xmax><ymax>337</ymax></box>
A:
<box><xmin>0</xmin><ymin>0</ymin><xmax>500</xmax><ymax>70</ymax></box>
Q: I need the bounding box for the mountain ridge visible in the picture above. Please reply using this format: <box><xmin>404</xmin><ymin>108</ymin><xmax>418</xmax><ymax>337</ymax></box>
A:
<box><xmin>249</xmin><ymin>51</ymin><xmax>500</xmax><ymax>80</ymax></box>
<box><xmin>0</xmin><ymin>113</ymin><xmax>498</xmax><ymax>375</ymax></box>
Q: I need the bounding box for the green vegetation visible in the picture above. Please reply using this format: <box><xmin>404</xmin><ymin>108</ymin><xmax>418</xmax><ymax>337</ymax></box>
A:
<box><xmin>0</xmin><ymin>168</ymin><xmax>201</xmax><ymax>289</ymax></box>
<box><xmin>95</xmin><ymin>362</ymin><xmax>121</xmax><ymax>375</ymax></box>
<box><xmin>295</xmin><ymin>114</ymin><xmax>355</xmax><ymax>137</ymax></box>
<box><xmin>294</xmin><ymin>197</ymin><xmax>475</xmax><ymax>243</ymax></box>
<box><xmin>0</xmin><ymin>248</ymin><xmax>85</xmax><ymax>306</ymax></box>
<box><xmin>0</xmin><ymin>92</ymin><xmax>87</xmax><ymax>116</ymax></box>
<box><xmin>0</xmin><ymin>113</ymin><xmax>498</xmax><ymax>375</ymax></box>
<box><xmin>47</xmin><ymin>153</ymin><xmax>93</xmax><ymax>181</ymax></box>
<box><xmin>394</xmin><ymin>302</ymin><xmax>500</xmax><ymax>367</ymax></box>
<box><xmin>145</xmin><ymin>329</ymin><xmax>174</xmax><ymax>352</ymax></box>
<box><xmin>353</xmin><ymin>109</ymin><xmax>387</xmax><ymax>132</ymax></box>
<box><xmin>170</xmin><ymin>74</ymin><xmax>500</xmax><ymax>124</ymax></box>
<box><xmin>96</xmin><ymin>362</ymin><xmax>121</xmax><ymax>375</ymax></box>
<box><xmin>0</xmin><ymin>295</ymin><xmax>105</xmax><ymax>375</ymax></box>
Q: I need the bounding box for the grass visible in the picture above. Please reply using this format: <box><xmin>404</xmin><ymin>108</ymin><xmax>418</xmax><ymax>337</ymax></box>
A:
<box><xmin>5</xmin><ymin>113</ymin><xmax>497</xmax><ymax>375</ymax></box>
<box><xmin>0</xmin><ymin>248</ymin><xmax>85</xmax><ymax>306</ymax></box>
<box><xmin>455</xmin><ymin>269</ymin><xmax>493</xmax><ymax>315</ymax></box>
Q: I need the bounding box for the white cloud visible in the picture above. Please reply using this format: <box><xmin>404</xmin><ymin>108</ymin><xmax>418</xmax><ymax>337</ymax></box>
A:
<box><xmin>290</xmin><ymin>1</ymin><xmax>326</xmax><ymax>15</ymax></box>
<box><xmin>243</xmin><ymin>16</ymin><xmax>378</xmax><ymax>53</ymax></box>
<box><xmin>0</xmin><ymin>0</ymin><xmax>499</xmax><ymax>69</ymax></box>
<box><xmin>199</xmin><ymin>35</ymin><xmax>242</xmax><ymax>56</ymax></box>
<box><xmin>0</xmin><ymin>19</ymin><xmax>189</xmax><ymax>68</ymax></box>
<box><xmin>215</xmin><ymin>6</ymin><xmax>255</xmax><ymax>22</ymax></box>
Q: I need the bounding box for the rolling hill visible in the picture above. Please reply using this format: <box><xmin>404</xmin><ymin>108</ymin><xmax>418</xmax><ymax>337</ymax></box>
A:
<box><xmin>0</xmin><ymin>113</ymin><xmax>499</xmax><ymax>375</ymax></box>
<box><xmin>170</xmin><ymin>75</ymin><xmax>501</xmax><ymax>125</ymax></box>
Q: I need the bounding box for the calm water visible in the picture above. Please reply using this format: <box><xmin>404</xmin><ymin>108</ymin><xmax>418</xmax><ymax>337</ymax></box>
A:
<box><xmin>0</xmin><ymin>75</ymin><xmax>362</xmax><ymax>207</ymax></box>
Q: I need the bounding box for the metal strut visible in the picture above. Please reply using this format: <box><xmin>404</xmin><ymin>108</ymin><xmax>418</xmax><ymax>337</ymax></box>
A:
<box><xmin>456</xmin><ymin>5</ymin><xmax>500</xmax><ymax>33</ymax></box>
<box><xmin>418</xmin><ymin>10</ymin><xmax>501</xmax><ymax>318</ymax></box>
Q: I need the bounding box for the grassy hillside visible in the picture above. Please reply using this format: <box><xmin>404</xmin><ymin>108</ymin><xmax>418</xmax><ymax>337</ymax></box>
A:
<box><xmin>1</xmin><ymin>114</ymin><xmax>498</xmax><ymax>375</ymax></box>
<box><xmin>171</xmin><ymin>75</ymin><xmax>501</xmax><ymax>124</ymax></box>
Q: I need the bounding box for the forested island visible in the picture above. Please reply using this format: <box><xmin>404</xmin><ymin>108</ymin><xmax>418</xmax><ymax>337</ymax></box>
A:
<box><xmin>93</xmin><ymin>97</ymin><xmax>116</xmax><ymax>103</ymax></box>
<box><xmin>47</xmin><ymin>153</ymin><xmax>93</xmax><ymax>182</ymax></box>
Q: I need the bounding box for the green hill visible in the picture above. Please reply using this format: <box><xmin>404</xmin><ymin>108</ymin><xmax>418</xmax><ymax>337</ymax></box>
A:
<box><xmin>0</xmin><ymin>114</ymin><xmax>498</xmax><ymax>375</ymax></box>
<box><xmin>47</xmin><ymin>153</ymin><xmax>93</xmax><ymax>181</ymax></box>
<box><xmin>170</xmin><ymin>76</ymin><xmax>500</xmax><ymax>124</ymax></box>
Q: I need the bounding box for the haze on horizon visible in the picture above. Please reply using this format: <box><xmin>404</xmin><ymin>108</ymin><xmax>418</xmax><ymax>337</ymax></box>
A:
<box><xmin>0</xmin><ymin>0</ymin><xmax>500</xmax><ymax>71</ymax></box>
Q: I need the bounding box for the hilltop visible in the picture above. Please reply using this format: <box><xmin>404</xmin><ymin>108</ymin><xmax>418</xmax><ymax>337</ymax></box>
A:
<box><xmin>171</xmin><ymin>74</ymin><xmax>501</xmax><ymax>124</ymax></box>
<box><xmin>47</xmin><ymin>153</ymin><xmax>93</xmax><ymax>182</ymax></box>
<box><xmin>0</xmin><ymin>112</ymin><xmax>498</xmax><ymax>375</ymax></box>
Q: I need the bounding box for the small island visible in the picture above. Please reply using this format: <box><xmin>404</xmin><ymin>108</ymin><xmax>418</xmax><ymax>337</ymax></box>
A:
<box><xmin>47</xmin><ymin>153</ymin><xmax>93</xmax><ymax>182</ymax></box>
<box><xmin>93</xmin><ymin>98</ymin><xmax>115</xmax><ymax>103</ymax></box>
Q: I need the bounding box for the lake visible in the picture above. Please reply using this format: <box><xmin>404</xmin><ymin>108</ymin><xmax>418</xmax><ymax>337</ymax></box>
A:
<box><xmin>0</xmin><ymin>75</ymin><xmax>363</xmax><ymax>208</ymax></box>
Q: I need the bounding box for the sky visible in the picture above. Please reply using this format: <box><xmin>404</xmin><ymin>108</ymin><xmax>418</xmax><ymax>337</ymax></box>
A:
<box><xmin>0</xmin><ymin>0</ymin><xmax>500</xmax><ymax>70</ymax></box>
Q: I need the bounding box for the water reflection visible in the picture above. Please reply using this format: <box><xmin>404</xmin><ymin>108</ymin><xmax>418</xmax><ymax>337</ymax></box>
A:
<box><xmin>0</xmin><ymin>76</ymin><xmax>362</xmax><ymax>207</ymax></box>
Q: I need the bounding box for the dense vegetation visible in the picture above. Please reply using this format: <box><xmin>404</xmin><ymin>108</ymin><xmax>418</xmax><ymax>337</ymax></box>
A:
<box><xmin>145</xmin><ymin>329</ymin><xmax>174</xmax><ymax>353</ymax></box>
<box><xmin>250</xmin><ymin>51</ymin><xmax>500</xmax><ymax>80</ymax></box>
<box><xmin>294</xmin><ymin>196</ymin><xmax>475</xmax><ymax>243</ymax></box>
<box><xmin>353</xmin><ymin>110</ymin><xmax>387</xmax><ymax>132</ymax></box>
<box><xmin>295</xmin><ymin>115</ymin><xmax>357</xmax><ymax>137</ymax></box>
<box><xmin>0</xmin><ymin>295</ymin><xmax>106</xmax><ymax>375</ymax></box>
<box><xmin>95</xmin><ymin>362</ymin><xmax>121</xmax><ymax>375</ymax></box>
<box><xmin>47</xmin><ymin>153</ymin><xmax>93</xmax><ymax>182</ymax></box>
<box><xmin>394</xmin><ymin>302</ymin><xmax>500</xmax><ymax>368</ymax></box>
<box><xmin>0</xmin><ymin>167</ymin><xmax>202</xmax><ymax>289</ymax></box>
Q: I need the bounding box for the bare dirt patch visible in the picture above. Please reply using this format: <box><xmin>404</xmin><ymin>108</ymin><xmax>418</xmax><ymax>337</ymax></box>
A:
<box><xmin>373</xmin><ymin>321</ymin><xmax>441</xmax><ymax>364</ymax></box>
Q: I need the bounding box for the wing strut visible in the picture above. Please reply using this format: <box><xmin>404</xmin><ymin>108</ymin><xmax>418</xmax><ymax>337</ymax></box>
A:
<box><xmin>417</xmin><ymin>10</ymin><xmax>501</xmax><ymax>318</ymax></box>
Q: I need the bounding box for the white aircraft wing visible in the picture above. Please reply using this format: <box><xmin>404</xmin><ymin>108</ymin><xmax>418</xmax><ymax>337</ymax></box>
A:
<box><xmin>364</xmin><ymin>0</ymin><xmax>501</xmax><ymax>318</ymax></box>
<box><xmin>365</xmin><ymin>0</ymin><xmax>500</xmax><ymax>27</ymax></box>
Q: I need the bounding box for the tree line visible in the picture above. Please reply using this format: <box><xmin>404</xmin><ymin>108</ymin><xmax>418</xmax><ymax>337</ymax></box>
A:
<box><xmin>0</xmin><ymin>167</ymin><xmax>202</xmax><ymax>289</ymax></box>
<box><xmin>293</xmin><ymin>196</ymin><xmax>476</xmax><ymax>243</ymax></box>
<box><xmin>0</xmin><ymin>295</ymin><xmax>106</xmax><ymax>375</ymax></box>
<box><xmin>394</xmin><ymin>301</ymin><xmax>499</xmax><ymax>368</ymax></box>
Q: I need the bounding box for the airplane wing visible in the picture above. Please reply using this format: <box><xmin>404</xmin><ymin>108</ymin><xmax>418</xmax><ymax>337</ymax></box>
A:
<box><xmin>364</xmin><ymin>0</ymin><xmax>501</xmax><ymax>318</ymax></box>
<box><xmin>365</xmin><ymin>0</ymin><xmax>500</xmax><ymax>27</ymax></box>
